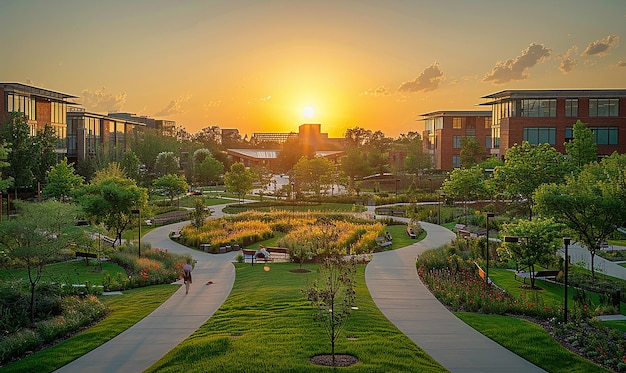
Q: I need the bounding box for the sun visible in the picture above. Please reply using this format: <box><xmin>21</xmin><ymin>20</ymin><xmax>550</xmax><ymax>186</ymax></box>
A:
<box><xmin>303</xmin><ymin>106</ymin><xmax>315</xmax><ymax>119</ymax></box>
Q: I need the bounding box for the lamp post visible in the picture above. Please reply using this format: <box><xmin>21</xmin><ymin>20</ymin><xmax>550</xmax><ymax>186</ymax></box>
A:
<box><xmin>438</xmin><ymin>192</ymin><xmax>445</xmax><ymax>225</ymax></box>
<box><xmin>563</xmin><ymin>237</ymin><xmax>571</xmax><ymax>323</ymax></box>
<box><xmin>131</xmin><ymin>209</ymin><xmax>141</xmax><ymax>257</ymax></box>
<box><xmin>428</xmin><ymin>178</ymin><xmax>433</xmax><ymax>194</ymax></box>
<box><xmin>485</xmin><ymin>212</ymin><xmax>495</xmax><ymax>287</ymax></box>
<box><xmin>291</xmin><ymin>182</ymin><xmax>295</xmax><ymax>214</ymax></box>
<box><xmin>395</xmin><ymin>179</ymin><xmax>399</xmax><ymax>198</ymax></box>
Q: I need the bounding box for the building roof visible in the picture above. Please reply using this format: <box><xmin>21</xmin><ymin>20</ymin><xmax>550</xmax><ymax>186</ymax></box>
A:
<box><xmin>420</xmin><ymin>110</ymin><xmax>491</xmax><ymax>118</ymax></box>
<box><xmin>0</xmin><ymin>82</ymin><xmax>78</xmax><ymax>100</ymax></box>
<box><xmin>480</xmin><ymin>89</ymin><xmax>626</xmax><ymax>104</ymax></box>
<box><xmin>227</xmin><ymin>149</ymin><xmax>344</xmax><ymax>160</ymax></box>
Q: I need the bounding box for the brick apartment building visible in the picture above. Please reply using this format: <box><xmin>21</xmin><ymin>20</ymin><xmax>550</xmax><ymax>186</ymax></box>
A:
<box><xmin>421</xmin><ymin>110</ymin><xmax>492</xmax><ymax>170</ymax></box>
<box><xmin>480</xmin><ymin>89</ymin><xmax>626</xmax><ymax>160</ymax></box>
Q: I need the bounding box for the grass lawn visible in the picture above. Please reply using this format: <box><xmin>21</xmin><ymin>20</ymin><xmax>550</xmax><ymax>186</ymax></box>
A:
<box><xmin>455</xmin><ymin>312</ymin><xmax>610</xmax><ymax>373</ymax></box>
<box><xmin>146</xmin><ymin>263</ymin><xmax>446</xmax><ymax>372</ymax></box>
<box><xmin>385</xmin><ymin>224</ymin><xmax>426</xmax><ymax>250</ymax></box>
<box><xmin>0</xmin><ymin>260</ymin><xmax>127</xmax><ymax>285</ymax></box>
<box><xmin>1</xmin><ymin>284</ymin><xmax>180</xmax><ymax>373</ymax></box>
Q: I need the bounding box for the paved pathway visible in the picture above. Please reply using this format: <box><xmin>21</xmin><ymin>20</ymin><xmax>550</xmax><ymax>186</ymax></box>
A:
<box><xmin>55</xmin><ymin>206</ymin><xmax>237</xmax><ymax>373</ymax></box>
<box><xmin>365</xmin><ymin>220</ymin><xmax>546</xmax><ymax>373</ymax></box>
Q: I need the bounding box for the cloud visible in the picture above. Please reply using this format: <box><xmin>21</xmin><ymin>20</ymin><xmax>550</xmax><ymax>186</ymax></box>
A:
<box><xmin>557</xmin><ymin>46</ymin><xmax>578</xmax><ymax>73</ymax></box>
<box><xmin>81</xmin><ymin>87</ymin><xmax>127</xmax><ymax>112</ymax></box>
<box><xmin>582</xmin><ymin>35</ymin><xmax>619</xmax><ymax>56</ymax></box>
<box><xmin>154</xmin><ymin>95</ymin><xmax>191</xmax><ymax>117</ymax></box>
<box><xmin>397</xmin><ymin>64</ymin><xmax>444</xmax><ymax>93</ymax></box>
<box><xmin>613</xmin><ymin>60</ymin><xmax>626</xmax><ymax>68</ymax></box>
<box><xmin>482</xmin><ymin>43</ymin><xmax>552</xmax><ymax>84</ymax></box>
<box><xmin>361</xmin><ymin>86</ymin><xmax>391</xmax><ymax>96</ymax></box>
<box><xmin>248</xmin><ymin>96</ymin><xmax>272</xmax><ymax>104</ymax></box>
<box><xmin>203</xmin><ymin>100</ymin><xmax>223</xmax><ymax>111</ymax></box>
<box><xmin>25</xmin><ymin>78</ymin><xmax>43</xmax><ymax>87</ymax></box>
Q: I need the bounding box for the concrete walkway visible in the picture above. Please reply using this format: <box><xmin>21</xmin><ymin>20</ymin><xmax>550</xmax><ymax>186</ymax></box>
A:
<box><xmin>563</xmin><ymin>243</ymin><xmax>626</xmax><ymax>280</ymax></box>
<box><xmin>365</xmin><ymin>220</ymin><xmax>546</xmax><ymax>373</ymax></box>
<box><xmin>55</xmin><ymin>206</ymin><xmax>237</xmax><ymax>373</ymax></box>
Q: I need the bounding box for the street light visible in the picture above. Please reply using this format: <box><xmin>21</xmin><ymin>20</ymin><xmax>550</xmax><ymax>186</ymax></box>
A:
<box><xmin>131</xmin><ymin>209</ymin><xmax>141</xmax><ymax>257</ymax></box>
<box><xmin>428</xmin><ymin>178</ymin><xmax>433</xmax><ymax>194</ymax></box>
<box><xmin>485</xmin><ymin>212</ymin><xmax>495</xmax><ymax>287</ymax></box>
<box><xmin>563</xmin><ymin>237</ymin><xmax>571</xmax><ymax>323</ymax></box>
<box><xmin>395</xmin><ymin>179</ymin><xmax>399</xmax><ymax>198</ymax></box>
<box><xmin>438</xmin><ymin>192</ymin><xmax>446</xmax><ymax>225</ymax></box>
<box><xmin>290</xmin><ymin>182</ymin><xmax>295</xmax><ymax>214</ymax></box>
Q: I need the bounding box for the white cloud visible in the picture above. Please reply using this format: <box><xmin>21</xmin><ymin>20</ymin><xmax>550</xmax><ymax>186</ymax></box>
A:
<box><xmin>582</xmin><ymin>35</ymin><xmax>619</xmax><ymax>56</ymax></box>
<box><xmin>482</xmin><ymin>43</ymin><xmax>552</xmax><ymax>84</ymax></box>
<box><xmin>613</xmin><ymin>60</ymin><xmax>626</xmax><ymax>68</ymax></box>
<box><xmin>81</xmin><ymin>87</ymin><xmax>127</xmax><ymax>113</ymax></box>
<box><xmin>154</xmin><ymin>95</ymin><xmax>191</xmax><ymax>117</ymax></box>
<box><xmin>557</xmin><ymin>46</ymin><xmax>578</xmax><ymax>73</ymax></box>
<box><xmin>397</xmin><ymin>64</ymin><xmax>444</xmax><ymax>93</ymax></box>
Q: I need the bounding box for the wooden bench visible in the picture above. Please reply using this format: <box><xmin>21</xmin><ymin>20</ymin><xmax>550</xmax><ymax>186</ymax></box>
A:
<box><xmin>266</xmin><ymin>247</ymin><xmax>290</xmax><ymax>261</ymax></box>
<box><xmin>242</xmin><ymin>249</ymin><xmax>273</xmax><ymax>266</ymax></box>
<box><xmin>454</xmin><ymin>224</ymin><xmax>467</xmax><ymax>231</ymax></box>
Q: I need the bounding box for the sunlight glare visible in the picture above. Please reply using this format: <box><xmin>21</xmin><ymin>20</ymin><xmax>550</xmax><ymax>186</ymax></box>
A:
<box><xmin>303</xmin><ymin>106</ymin><xmax>315</xmax><ymax>118</ymax></box>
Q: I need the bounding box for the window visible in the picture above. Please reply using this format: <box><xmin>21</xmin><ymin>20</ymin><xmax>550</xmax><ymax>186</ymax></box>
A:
<box><xmin>50</xmin><ymin>102</ymin><xmax>66</xmax><ymax>124</ymax></box>
<box><xmin>565</xmin><ymin>126</ymin><xmax>618</xmax><ymax>145</ymax></box>
<box><xmin>452</xmin><ymin>155</ymin><xmax>461</xmax><ymax>168</ymax></box>
<box><xmin>453</xmin><ymin>117</ymin><xmax>462</xmax><ymax>129</ymax></box>
<box><xmin>484</xmin><ymin>117</ymin><xmax>492</xmax><ymax>129</ymax></box>
<box><xmin>453</xmin><ymin>136</ymin><xmax>462</xmax><ymax>149</ymax></box>
<box><xmin>516</xmin><ymin>99</ymin><xmax>556</xmax><ymax>117</ymax></box>
<box><xmin>523</xmin><ymin>127</ymin><xmax>556</xmax><ymax>145</ymax></box>
<box><xmin>492</xmin><ymin>126</ymin><xmax>500</xmax><ymax>148</ymax></box>
<box><xmin>486</xmin><ymin>136</ymin><xmax>492</xmax><ymax>149</ymax></box>
<box><xmin>565</xmin><ymin>99</ymin><xmax>578</xmax><ymax>117</ymax></box>
<box><xmin>589</xmin><ymin>98</ymin><xmax>619</xmax><ymax>117</ymax></box>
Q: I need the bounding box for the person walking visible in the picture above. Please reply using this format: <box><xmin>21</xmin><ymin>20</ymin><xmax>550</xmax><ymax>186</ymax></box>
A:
<box><xmin>183</xmin><ymin>261</ymin><xmax>193</xmax><ymax>294</ymax></box>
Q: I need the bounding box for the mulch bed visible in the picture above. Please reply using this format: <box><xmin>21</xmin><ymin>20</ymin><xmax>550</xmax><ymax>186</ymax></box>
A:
<box><xmin>289</xmin><ymin>268</ymin><xmax>311</xmax><ymax>273</ymax></box>
<box><xmin>310</xmin><ymin>354</ymin><xmax>358</xmax><ymax>367</ymax></box>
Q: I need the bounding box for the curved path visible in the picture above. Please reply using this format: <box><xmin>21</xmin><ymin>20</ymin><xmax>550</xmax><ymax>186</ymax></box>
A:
<box><xmin>55</xmin><ymin>206</ymin><xmax>237</xmax><ymax>373</ymax></box>
<box><xmin>56</xmin><ymin>203</ymin><xmax>545</xmax><ymax>372</ymax></box>
<box><xmin>366</xmin><ymin>220</ymin><xmax>545</xmax><ymax>372</ymax></box>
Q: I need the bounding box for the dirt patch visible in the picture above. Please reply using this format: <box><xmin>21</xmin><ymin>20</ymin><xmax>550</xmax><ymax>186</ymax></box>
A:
<box><xmin>289</xmin><ymin>268</ymin><xmax>311</xmax><ymax>273</ymax></box>
<box><xmin>519</xmin><ymin>285</ymin><xmax>543</xmax><ymax>290</ymax></box>
<box><xmin>310</xmin><ymin>354</ymin><xmax>358</xmax><ymax>367</ymax></box>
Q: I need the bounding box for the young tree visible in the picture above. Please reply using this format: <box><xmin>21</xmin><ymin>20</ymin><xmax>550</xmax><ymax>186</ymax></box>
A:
<box><xmin>499</xmin><ymin>217</ymin><xmax>563</xmax><ymax>289</ymax></box>
<box><xmin>493</xmin><ymin>141</ymin><xmax>569</xmax><ymax>220</ymax></box>
<box><xmin>189</xmin><ymin>196</ymin><xmax>209</xmax><ymax>231</ymax></box>
<box><xmin>293</xmin><ymin>157</ymin><xmax>336</xmax><ymax>200</ymax></box>
<box><xmin>303</xmin><ymin>254</ymin><xmax>357</xmax><ymax>366</ymax></box>
<box><xmin>154</xmin><ymin>152</ymin><xmax>180</xmax><ymax>176</ymax></box>
<box><xmin>0</xmin><ymin>112</ymin><xmax>37</xmax><ymax>198</ymax></box>
<box><xmin>74</xmin><ymin>175</ymin><xmax>148</xmax><ymax>246</ymax></box>
<box><xmin>224</xmin><ymin>162</ymin><xmax>254</xmax><ymax>202</ymax></box>
<box><xmin>460</xmin><ymin>137</ymin><xmax>486</xmax><ymax>168</ymax></box>
<box><xmin>0</xmin><ymin>201</ymin><xmax>84</xmax><ymax>323</ymax></box>
<box><xmin>43</xmin><ymin>158</ymin><xmax>84</xmax><ymax>202</ymax></box>
<box><xmin>534</xmin><ymin>153</ymin><xmax>626</xmax><ymax>280</ymax></box>
<box><xmin>565</xmin><ymin>120</ymin><xmax>597</xmax><ymax>172</ymax></box>
<box><xmin>340</xmin><ymin>149</ymin><xmax>372</xmax><ymax>192</ymax></box>
<box><xmin>196</xmin><ymin>156</ymin><xmax>224</xmax><ymax>187</ymax></box>
<box><xmin>441</xmin><ymin>166</ymin><xmax>489</xmax><ymax>224</ymax></box>
<box><xmin>0</xmin><ymin>142</ymin><xmax>14</xmax><ymax>195</ymax></box>
<box><xmin>153</xmin><ymin>174</ymin><xmax>189</xmax><ymax>206</ymax></box>
<box><xmin>33</xmin><ymin>124</ymin><xmax>59</xmax><ymax>190</ymax></box>
<box><xmin>120</xmin><ymin>150</ymin><xmax>142</xmax><ymax>182</ymax></box>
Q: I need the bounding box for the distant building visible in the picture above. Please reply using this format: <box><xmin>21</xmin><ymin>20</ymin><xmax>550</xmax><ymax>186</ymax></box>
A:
<box><xmin>109</xmin><ymin>112</ymin><xmax>175</xmax><ymax>136</ymax></box>
<box><xmin>421</xmin><ymin>110</ymin><xmax>492</xmax><ymax>170</ymax></box>
<box><xmin>226</xmin><ymin>148</ymin><xmax>344</xmax><ymax>170</ymax></box>
<box><xmin>479</xmin><ymin>89</ymin><xmax>626</xmax><ymax>159</ymax></box>
<box><xmin>67</xmin><ymin>107</ymin><xmax>145</xmax><ymax>163</ymax></box>
<box><xmin>0</xmin><ymin>82</ymin><xmax>77</xmax><ymax>157</ymax></box>
<box><xmin>251</xmin><ymin>123</ymin><xmax>343</xmax><ymax>151</ymax></box>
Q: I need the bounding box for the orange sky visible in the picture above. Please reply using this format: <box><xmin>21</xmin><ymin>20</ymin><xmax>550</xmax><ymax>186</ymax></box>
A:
<box><xmin>1</xmin><ymin>1</ymin><xmax>625</xmax><ymax>138</ymax></box>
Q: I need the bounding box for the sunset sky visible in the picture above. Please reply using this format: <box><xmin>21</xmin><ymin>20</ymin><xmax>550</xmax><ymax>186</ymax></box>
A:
<box><xmin>1</xmin><ymin>0</ymin><xmax>625</xmax><ymax>138</ymax></box>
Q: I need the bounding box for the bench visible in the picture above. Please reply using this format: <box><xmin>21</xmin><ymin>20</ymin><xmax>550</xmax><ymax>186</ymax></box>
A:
<box><xmin>76</xmin><ymin>251</ymin><xmax>98</xmax><ymax>265</ymax></box>
<box><xmin>454</xmin><ymin>224</ymin><xmax>467</xmax><ymax>231</ymax></box>
<box><xmin>242</xmin><ymin>249</ymin><xmax>273</xmax><ymax>266</ymax></box>
<box><xmin>535</xmin><ymin>270</ymin><xmax>560</xmax><ymax>280</ymax></box>
<box><xmin>375</xmin><ymin>236</ymin><xmax>392</xmax><ymax>248</ymax></box>
<box><xmin>392</xmin><ymin>210</ymin><xmax>406</xmax><ymax>217</ymax></box>
<box><xmin>266</xmin><ymin>247</ymin><xmax>290</xmax><ymax>261</ymax></box>
<box><xmin>406</xmin><ymin>226</ymin><xmax>417</xmax><ymax>239</ymax></box>
<box><xmin>171</xmin><ymin>230</ymin><xmax>182</xmax><ymax>239</ymax></box>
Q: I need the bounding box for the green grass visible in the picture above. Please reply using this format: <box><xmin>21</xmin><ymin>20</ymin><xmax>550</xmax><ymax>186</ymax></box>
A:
<box><xmin>489</xmin><ymin>268</ymin><xmax>568</xmax><ymax>307</ymax></box>
<box><xmin>385</xmin><ymin>224</ymin><xmax>426</xmax><ymax>250</ymax></box>
<box><xmin>455</xmin><ymin>312</ymin><xmax>610</xmax><ymax>373</ymax></box>
<box><xmin>0</xmin><ymin>260</ymin><xmax>127</xmax><ymax>285</ymax></box>
<box><xmin>146</xmin><ymin>263</ymin><xmax>446</xmax><ymax>372</ymax></box>
<box><xmin>1</xmin><ymin>284</ymin><xmax>180</xmax><ymax>373</ymax></box>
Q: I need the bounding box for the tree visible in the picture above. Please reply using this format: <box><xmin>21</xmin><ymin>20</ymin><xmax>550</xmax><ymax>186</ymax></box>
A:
<box><xmin>33</xmin><ymin>124</ymin><xmax>59</xmax><ymax>190</ymax></box>
<box><xmin>0</xmin><ymin>201</ymin><xmax>84</xmax><ymax>323</ymax></box>
<box><xmin>460</xmin><ymin>137</ymin><xmax>486</xmax><ymax>168</ymax></box>
<box><xmin>293</xmin><ymin>157</ymin><xmax>336</xmax><ymax>200</ymax></box>
<box><xmin>340</xmin><ymin>149</ymin><xmax>371</xmax><ymax>192</ymax></box>
<box><xmin>493</xmin><ymin>141</ymin><xmax>569</xmax><ymax>220</ymax></box>
<box><xmin>120</xmin><ymin>150</ymin><xmax>142</xmax><ymax>182</ymax></box>
<box><xmin>130</xmin><ymin>127</ymin><xmax>181</xmax><ymax>175</ymax></box>
<box><xmin>195</xmin><ymin>154</ymin><xmax>224</xmax><ymax>186</ymax></box>
<box><xmin>303</xmin><ymin>254</ymin><xmax>357</xmax><ymax>366</ymax></box>
<box><xmin>43</xmin><ymin>158</ymin><xmax>84</xmax><ymax>202</ymax></box>
<box><xmin>0</xmin><ymin>112</ymin><xmax>37</xmax><ymax>198</ymax></box>
<box><xmin>189</xmin><ymin>196</ymin><xmax>209</xmax><ymax>231</ymax></box>
<box><xmin>499</xmin><ymin>217</ymin><xmax>563</xmax><ymax>289</ymax></box>
<box><xmin>275</xmin><ymin>138</ymin><xmax>312</xmax><ymax>173</ymax></box>
<box><xmin>0</xmin><ymin>142</ymin><xmax>14</xmax><ymax>194</ymax></box>
<box><xmin>565</xmin><ymin>120</ymin><xmax>597</xmax><ymax>172</ymax></box>
<box><xmin>441</xmin><ymin>166</ymin><xmax>489</xmax><ymax>223</ymax></box>
<box><xmin>344</xmin><ymin>127</ymin><xmax>372</xmax><ymax>149</ymax></box>
<box><xmin>224</xmin><ymin>163</ymin><xmax>254</xmax><ymax>202</ymax></box>
<box><xmin>74</xmin><ymin>175</ymin><xmax>148</xmax><ymax>246</ymax></box>
<box><xmin>154</xmin><ymin>152</ymin><xmax>180</xmax><ymax>176</ymax></box>
<box><xmin>153</xmin><ymin>174</ymin><xmax>189</xmax><ymax>206</ymax></box>
<box><xmin>534</xmin><ymin>153</ymin><xmax>626</xmax><ymax>280</ymax></box>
